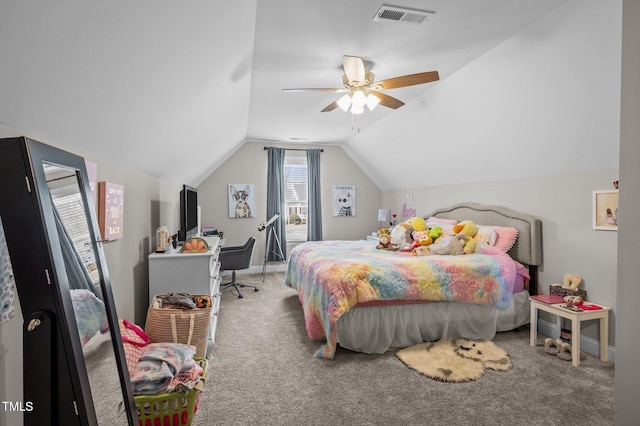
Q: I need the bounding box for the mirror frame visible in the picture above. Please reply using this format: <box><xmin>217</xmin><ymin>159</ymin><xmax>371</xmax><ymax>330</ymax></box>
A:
<box><xmin>0</xmin><ymin>137</ymin><xmax>136</xmax><ymax>425</ymax></box>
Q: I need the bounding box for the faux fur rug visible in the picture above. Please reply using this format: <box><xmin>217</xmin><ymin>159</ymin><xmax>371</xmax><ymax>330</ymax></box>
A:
<box><xmin>395</xmin><ymin>338</ymin><xmax>513</xmax><ymax>382</ymax></box>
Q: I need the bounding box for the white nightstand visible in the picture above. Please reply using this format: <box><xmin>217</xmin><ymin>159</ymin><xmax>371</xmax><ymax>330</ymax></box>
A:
<box><xmin>366</xmin><ymin>235</ymin><xmax>378</xmax><ymax>241</ymax></box>
<box><xmin>529</xmin><ymin>297</ymin><xmax>610</xmax><ymax>367</ymax></box>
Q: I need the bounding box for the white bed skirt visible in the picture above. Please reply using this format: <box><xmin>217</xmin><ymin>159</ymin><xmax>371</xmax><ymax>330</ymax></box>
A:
<box><xmin>336</xmin><ymin>291</ymin><xmax>531</xmax><ymax>354</ymax></box>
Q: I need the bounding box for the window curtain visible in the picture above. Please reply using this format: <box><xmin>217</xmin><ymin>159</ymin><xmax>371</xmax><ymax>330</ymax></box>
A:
<box><xmin>306</xmin><ymin>149</ymin><xmax>323</xmax><ymax>241</ymax></box>
<box><xmin>266</xmin><ymin>147</ymin><xmax>287</xmax><ymax>261</ymax></box>
<box><xmin>53</xmin><ymin>205</ymin><xmax>96</xmax><ymax>293</ymax></box>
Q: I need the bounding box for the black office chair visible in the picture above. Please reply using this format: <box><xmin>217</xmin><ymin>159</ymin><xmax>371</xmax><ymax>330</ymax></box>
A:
<box><xmin>219</xmin><ymin>237</ymin><xmax>259</xmax><ymax>298</ymax></box>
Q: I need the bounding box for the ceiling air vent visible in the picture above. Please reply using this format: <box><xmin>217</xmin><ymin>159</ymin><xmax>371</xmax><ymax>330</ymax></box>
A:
<box><xmin>373</xmin><ymin>4</ymin><xmax>435</xmax><ymax>25</ymax></box>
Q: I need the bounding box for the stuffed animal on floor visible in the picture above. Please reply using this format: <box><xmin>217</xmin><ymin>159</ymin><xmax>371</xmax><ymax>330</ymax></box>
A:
<box><xmin>452</xmin><ymin>220</ymin><xmax>478</xmax><ymax>254</ymax></box>
<box><xmin>563</xmin><ymin>273</ymin><xmax>582</xmax><ymax>290</ymax></box>
<box><xmin>413</xmin><ymin>233</ymin><xmax>467</xmax><ymax>256</ymax></box>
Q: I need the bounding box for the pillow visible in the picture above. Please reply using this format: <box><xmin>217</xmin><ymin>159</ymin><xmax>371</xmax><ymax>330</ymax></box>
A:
<box><xmin>492</xmin><ymin>226</ymin><xmax>519</xmax><ymax>252</ymax></box>
<box><xmin>70</xmin><ymin>289</ymin><xmax>109</xmax><ymax>347</ymax></box>
<box><xmin>426</xmin><ymin>216</ymin><xmax>457</xmax><ymax>226</ymax></box>
<box><xmin>473</xmin><ymin>225</ymin><xmax>498</xmax><ymax>246</ymax></box>
<box><xmin>430</xmin><ymin>223</ymin><xmax>455</xmax><ymax>238</ymax></box>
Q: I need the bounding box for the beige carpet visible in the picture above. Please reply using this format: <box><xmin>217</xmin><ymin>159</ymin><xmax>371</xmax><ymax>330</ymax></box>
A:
<box><xmin>194</xmin><ymin>272</ymin><xmax>615</xmax><ymax>426</ymax></box>
<box><xmin>396</xmin><ymin>338</ymin><xmax>512</xmax><ymax>382</ymax></box>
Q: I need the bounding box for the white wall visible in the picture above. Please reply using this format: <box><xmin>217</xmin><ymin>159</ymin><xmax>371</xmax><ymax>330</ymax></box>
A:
<box><xmin>198</xmin><ymin>141</ymin><xmax>382</xmax><ymax>266</ymax></box>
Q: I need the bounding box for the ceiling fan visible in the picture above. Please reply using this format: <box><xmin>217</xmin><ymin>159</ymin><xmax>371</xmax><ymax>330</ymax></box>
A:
<box><xmin>282</xmin><ymin>55</ymin><xmax>439</xmax><ymax>114</ymax></box>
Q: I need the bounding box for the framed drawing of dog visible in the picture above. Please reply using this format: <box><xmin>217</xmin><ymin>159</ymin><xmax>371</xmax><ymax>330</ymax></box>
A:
<box><xmin>229</xmin><ymin>184</ymin><xmax>255</xmax><ymax>218</ymax></box>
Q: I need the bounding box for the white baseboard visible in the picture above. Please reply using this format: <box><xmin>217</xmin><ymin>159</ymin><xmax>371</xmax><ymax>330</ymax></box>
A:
<box><xmin>220</xmin><ymin>263</ymin><xmax>287</xmax><ymax>278</ymax></box>
<box><xmin>537</xmin><ymin>319</ymin><xmax>615</xmax><ymax>364</ymax></box>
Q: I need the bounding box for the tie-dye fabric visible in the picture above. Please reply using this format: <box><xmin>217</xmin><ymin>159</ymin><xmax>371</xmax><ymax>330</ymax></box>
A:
<box><xmin>285</xmin><ymin>240</ymin><xmax>517</xmax><ymax>359</ymax></box>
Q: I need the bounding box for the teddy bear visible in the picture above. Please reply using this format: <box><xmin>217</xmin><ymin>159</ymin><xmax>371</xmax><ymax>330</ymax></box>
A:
<box><xmin>410</xmin><ymin>230</ymin><xmax>432</xmax><ymax>251</ymax></box>
<box><xmin>376</xmin><ymin>228</ymin><xmax>394</xmax><ymax>250</ymax></box>
<box><xmin>452</xmin><ymin>220</ymin><xmax>478</xmax><ymax>254</ymax></box>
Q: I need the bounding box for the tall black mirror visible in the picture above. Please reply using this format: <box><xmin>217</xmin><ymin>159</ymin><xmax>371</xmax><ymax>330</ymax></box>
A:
<box><xmin>0</xmin><ymin>137</ymin><xmax>135</xmax><ymax>425</ymax></box>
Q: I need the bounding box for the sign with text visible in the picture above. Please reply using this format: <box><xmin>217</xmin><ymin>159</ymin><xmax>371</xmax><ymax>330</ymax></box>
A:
<box><xmin>98</xmin><ymin>181</ymin><xmax>124</xmax><ymax>241</ymax></box>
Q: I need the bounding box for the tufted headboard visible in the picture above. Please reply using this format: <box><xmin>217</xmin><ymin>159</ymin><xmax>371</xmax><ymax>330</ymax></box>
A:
<box><xmin>427</xmin><ymin>202</ymin><xmax>543</xmax><ymax>294</ymax></box>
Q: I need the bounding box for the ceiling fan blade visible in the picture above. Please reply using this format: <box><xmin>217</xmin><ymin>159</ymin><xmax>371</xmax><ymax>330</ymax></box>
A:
<box><xmin>372</xmin><ymin>92</ymin><xmax>405</xmax><ymax>109</ymax></box>
<box><xmin>321</xmin><ymin>101</ymin><xmax>340</xmax><ymax>112</ymax></box>
<box><xmin>282</xmin><ymin>87</ymin><xmax>349</xmax><ymax>93</ymax></box>
<box><xmin>343</xmin><ymin>55</ymin><xmax>366</xmax><ymax>85</ymax></box>
<box><xmin>376</xmin><ymin>71</ymin><xmax>440</xmax><ymax>90</ymax></box>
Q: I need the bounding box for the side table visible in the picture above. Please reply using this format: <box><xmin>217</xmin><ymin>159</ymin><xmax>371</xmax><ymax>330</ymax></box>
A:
<box><xmin>529</xmin><ymin>297</ymin><xmax>610</xmax><ymax>367</ymax></box>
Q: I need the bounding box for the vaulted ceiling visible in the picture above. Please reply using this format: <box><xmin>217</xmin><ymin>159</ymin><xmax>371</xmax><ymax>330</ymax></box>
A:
<box><xmin>0</xmin><ymin>1</ymin><xmax>620</xmax><ymax>191</ymax></box>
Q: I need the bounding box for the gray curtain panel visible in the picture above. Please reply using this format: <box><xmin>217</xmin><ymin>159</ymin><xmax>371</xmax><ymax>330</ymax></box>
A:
<box><xmin>266</xmin><ymin>147</ymin><xmax>287</xmax><ymax>261</ymax></box>
<box><xmin>306</xmin><ymin>149</ymin><xmax>323</xmax><ymax>241</ymax></box>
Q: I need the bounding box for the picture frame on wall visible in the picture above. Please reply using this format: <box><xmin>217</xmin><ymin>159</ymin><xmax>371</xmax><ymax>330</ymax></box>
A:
<box><xmin>333</xmin><ymin>184</ymin><xmax>356</xmax><ymax>217</ymax></box>
<box><xmin>593</xmin><ymin>189</ymin><xmax>618</xmax><ymax>231</ymax></box>
<box><xmin>98</xmin><ymin>181</ymin><xmax>124</xmax><ymax>240</ymax></box>
<box><xmin>228</xmin><ymin>184</ymin><xmax>255</xmax><ymax>218</ymax></box>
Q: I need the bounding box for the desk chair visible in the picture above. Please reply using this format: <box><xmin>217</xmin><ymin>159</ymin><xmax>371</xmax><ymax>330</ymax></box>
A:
<box><xmin>219</xmin><ymin>237</ymin><xmax>258</xmax><ymax>298</ymax></box>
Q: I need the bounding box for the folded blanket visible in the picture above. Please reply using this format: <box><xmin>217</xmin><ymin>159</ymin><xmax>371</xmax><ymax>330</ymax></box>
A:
<box><xmin>130</xmin><ymin>343</ymin><xmax>196</xmax><ymax>395</ymax></box>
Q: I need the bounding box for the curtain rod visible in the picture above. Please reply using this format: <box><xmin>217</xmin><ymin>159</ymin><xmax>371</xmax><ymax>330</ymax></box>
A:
<box><xmin>263</xmin><ymin>146</ymin><xmax>323</xmax><ymax>152</ymax></box>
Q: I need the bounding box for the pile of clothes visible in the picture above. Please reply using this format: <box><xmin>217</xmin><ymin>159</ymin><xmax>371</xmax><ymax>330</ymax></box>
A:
<box><xmin>130</xmin><ymin>342</ymin><xmax>205</xmax><ymax>396</ymax></box>
<box><xmin>150</xmin><ymin>292</ymin><xmax>212</xmax><ymax>310</ymax></box>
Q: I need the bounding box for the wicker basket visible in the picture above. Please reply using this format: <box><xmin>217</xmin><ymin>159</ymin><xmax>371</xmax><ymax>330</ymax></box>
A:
<box><xmin>135</xmin><ymin>357</ymin><xmax>207</xmax><ymax>426</ymax></box>
<box><xmin>145</xmin><ymin>295</ymin><xmax>211</xmax><ymax>358</ymax></box>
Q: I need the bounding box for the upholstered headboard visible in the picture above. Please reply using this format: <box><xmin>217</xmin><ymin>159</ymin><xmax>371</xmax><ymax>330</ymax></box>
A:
<box><xmin>428</xmin><ymin>203</ymin><xmax>543</xmax><ymax>294</ymax></box>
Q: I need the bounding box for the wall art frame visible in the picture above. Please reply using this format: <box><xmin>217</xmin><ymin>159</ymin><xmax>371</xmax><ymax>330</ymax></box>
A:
<box><xmin>592</xmin><ymin>189</ymin><xmax>618</xmax><ymax>231</ymax></box>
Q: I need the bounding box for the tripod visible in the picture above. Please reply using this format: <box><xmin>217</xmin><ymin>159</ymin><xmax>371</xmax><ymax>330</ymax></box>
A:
<box><xmin>261</xmin><ymin>214</ymin><xmax>285</xmax><ymax>281</ymax></box>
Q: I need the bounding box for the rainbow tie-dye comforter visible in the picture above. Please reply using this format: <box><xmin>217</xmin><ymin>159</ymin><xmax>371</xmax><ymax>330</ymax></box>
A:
<box><xmin>285</xmin><ymin>240</ymin><xmax>517</xmax><ymax>359</ymax></box>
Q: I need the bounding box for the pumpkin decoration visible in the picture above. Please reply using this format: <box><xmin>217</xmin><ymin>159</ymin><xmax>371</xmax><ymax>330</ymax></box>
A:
<box><xmin>182</xmin><ymin>237</ymin><xmax>209</xmax><ymax>253</ymax></box>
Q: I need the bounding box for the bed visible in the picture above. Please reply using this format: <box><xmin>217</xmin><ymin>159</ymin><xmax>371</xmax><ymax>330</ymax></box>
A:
<box><xmin>285</xmin><ymin>203</ymin><xmax>542</xmax><ymax>359</ymax></box>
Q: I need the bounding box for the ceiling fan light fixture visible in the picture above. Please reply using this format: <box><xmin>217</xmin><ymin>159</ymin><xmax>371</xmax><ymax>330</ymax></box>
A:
<box><xmin>366</xmin><ymin>93</ymin><xmax>381</xmax><ymax>111</ymax></box>
<box><xmin>350</xmin><ymin>102</ymin><xmax>365</xmax><ymax>115</ymax></box>
<box><xmin>337</xmin><ymin>94</ymin><xmax>352</xmax><ymax>111</ymax></box>
<box><xmin>351</xmin><ymin>90</ymin><xmax>367</xmax><ymax>108</ymax></box>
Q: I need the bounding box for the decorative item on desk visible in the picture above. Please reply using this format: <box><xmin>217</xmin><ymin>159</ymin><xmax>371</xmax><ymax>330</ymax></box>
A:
<box><xmin>155</xmin><ymin>226</ymin><xmax>169</xmax><ymax>253</ymax></box>
<box><xmin>182</xmin><ymin>237</ymin><xmax>209</xmax><ymax>253</ymax></box>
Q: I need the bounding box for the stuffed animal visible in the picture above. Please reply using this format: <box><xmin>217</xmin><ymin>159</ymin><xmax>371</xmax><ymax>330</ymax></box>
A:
<box><xmin>563</xmin><ymin>273</ymin><xmax>582</xmax><ymax>290</ymax></box>
<box><xmin>390</xmin><ymin>223</ymin><xmax>413</xmax><ymax>247</ymax></box>
<box><xmin>404</xmin><ymin>217</ymin><xmax>427</xmax><ymax>232</ymax></box>
<box><xmin>414</xmin><ymin>233</ymin><xmax>466</xmax><ymax>256</ymax></box>
<box><xmin>428</xmin><ymin>226</ymin><xmax>443</xmax><ymax>241</ymax></box>
<box><xmin>376</xmin><ymin>229</ymin><xmax>393</xmax><ymax>250</ymax></box>
<box><xmin>410</xmin><ymin>230</ymin><xmax>432</xmax><ymax>251</ymax></box>
<box><xmin>453</xmin><ymin>220</ymin><xmax>478</xmax><ymax>254</ymax></box>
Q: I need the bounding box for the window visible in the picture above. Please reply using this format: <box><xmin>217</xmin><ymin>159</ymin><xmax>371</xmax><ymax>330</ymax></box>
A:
<box><xmin>49</xmin><ymin>183</ymin><xmax>100</xmax><ymax>285</ymax></box>
<box><xmin>284</xmin><ymin>154</ymin><xmax>307</xmax><ymax>241</ymax></box>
